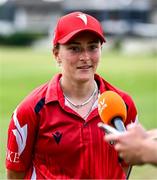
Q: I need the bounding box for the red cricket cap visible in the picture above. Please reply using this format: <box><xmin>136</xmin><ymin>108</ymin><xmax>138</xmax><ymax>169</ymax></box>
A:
<box><xmin>53</xmin><ymin>11</ymin><xmax>106</xmax><ymax>45</ymax></box>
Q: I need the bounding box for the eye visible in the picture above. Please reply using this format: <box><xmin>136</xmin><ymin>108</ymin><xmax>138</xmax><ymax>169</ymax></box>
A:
<box><xmin>68</xmin><ymin>46</ymin><xmax>81</xmax><ymax>53</ymax></box>
<box><xmin>88</xmin><ymin>44</ymin><xmax>99</xmax><ymax>51</ymax></box>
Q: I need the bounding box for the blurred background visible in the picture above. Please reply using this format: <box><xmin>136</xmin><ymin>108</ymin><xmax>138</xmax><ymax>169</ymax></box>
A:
<box><xmin>0</xmin><ymin>0</ymin><xmax>157</xmax><ymax>179</ymax></box>
<box><xmin>0</xmin><ymin>0</ymin><xmax>157</xmax><ymax>51</ymax></box>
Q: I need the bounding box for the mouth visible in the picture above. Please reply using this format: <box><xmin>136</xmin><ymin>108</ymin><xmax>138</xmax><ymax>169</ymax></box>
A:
<box><xmin>77</xmin><ymin>65</ymin><xmax>93</xmax><ymax>70</ymax></box>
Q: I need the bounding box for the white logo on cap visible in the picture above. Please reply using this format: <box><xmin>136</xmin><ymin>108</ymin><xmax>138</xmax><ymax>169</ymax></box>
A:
<box><xmin>77</xmin><ymin>13</ymin><xmax>87</xmax><ymax>25</ymax></box>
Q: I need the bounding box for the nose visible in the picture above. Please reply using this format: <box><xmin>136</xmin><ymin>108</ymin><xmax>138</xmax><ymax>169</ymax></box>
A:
<box><xmin>79</xmin><ymin>50</ymin><xmax>90</xmax><ymax>61</ymax></box>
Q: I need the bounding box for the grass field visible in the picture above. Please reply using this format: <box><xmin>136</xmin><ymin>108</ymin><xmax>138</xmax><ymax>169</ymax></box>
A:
<box><xmin>0</xmin><ymin>46</ymin><xmax>157</xmax><ymax>179</ymax></box>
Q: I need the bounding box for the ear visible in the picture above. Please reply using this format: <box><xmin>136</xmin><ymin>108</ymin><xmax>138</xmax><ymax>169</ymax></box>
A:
<box><xmin>52</xmin><ymin>47</ymin><xmax>62</xmax><ymax>65</ymax></box>
<box><xmin>52</xmin><ymin>47</ymin><xmax>59</xmax><ymax>60</ymax></box>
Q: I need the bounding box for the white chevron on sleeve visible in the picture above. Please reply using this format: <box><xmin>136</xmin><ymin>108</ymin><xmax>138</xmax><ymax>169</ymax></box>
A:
<box><xmin>12</xmin><ymin>109</ymin><xmax>28</xmax><ymax>155</ymax></box>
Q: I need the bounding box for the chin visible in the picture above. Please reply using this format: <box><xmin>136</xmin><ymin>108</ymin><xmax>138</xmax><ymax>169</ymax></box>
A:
<box><xmin>75</xmin><ymin>71</ymin><xmax>94</xmax><ymax>82</ymax></box>
<box><xmin>76</xmin><ymin>76</ymin><xmax>92</xmax><ymax>83</ymax></box>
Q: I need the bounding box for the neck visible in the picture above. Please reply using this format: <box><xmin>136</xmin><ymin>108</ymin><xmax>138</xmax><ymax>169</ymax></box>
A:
<box><xmin>60</xmin><ymin>77</ymin><xmax>96</xmax><ymax>103</ymax></box>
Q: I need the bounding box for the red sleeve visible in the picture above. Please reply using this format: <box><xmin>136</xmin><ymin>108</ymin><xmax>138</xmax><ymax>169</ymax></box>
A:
<box><xmin>120</xmin><ymin>94</ymin><xmax>138</xmax><ymax>170</ymax></box>
<box><xmin>125</xmin><ymin>95</ymin><xmax>138</xmax><ymax>125</ymax></box>
<box><xmin>6</xmin><ymin>102</ymin><xmax>38</xmax><ymax>172</ymax></box>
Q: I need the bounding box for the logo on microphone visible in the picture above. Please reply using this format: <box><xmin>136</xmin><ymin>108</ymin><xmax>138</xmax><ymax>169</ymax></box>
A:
<box><xmin>98</xmin><ymin>98</ymin><xmax>107</xmax><ymax>115</ymax></box>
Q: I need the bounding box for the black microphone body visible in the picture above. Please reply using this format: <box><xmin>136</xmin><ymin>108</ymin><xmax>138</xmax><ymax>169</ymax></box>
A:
<box><xmin>111</xmin><ymin>117</ymin><xmax>132</xmax><ymax>180</ymax></box>
<box><xmin>111</xmin><ymin>117</ymin><xmax>126</xmax><ymax>132</ymax></box>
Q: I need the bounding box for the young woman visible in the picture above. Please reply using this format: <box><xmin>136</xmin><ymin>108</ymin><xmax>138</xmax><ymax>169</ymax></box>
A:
<box><xmin>6</xmin><ymin>11</ymin><xmax>137</xmax><ymax>179</ymax></box>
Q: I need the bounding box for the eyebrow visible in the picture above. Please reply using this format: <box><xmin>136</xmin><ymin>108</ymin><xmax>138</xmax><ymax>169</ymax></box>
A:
<box><xmin>67</xmin><ymin>39</ymin><xmax>100</xmax><ymax>45</ymax></box>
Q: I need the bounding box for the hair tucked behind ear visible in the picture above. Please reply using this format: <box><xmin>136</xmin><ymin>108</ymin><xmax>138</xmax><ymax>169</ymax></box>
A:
<box><xmin>53</xmin><ymin>43</ymin><xmax>60</xmax><ymax>50</ymax></box>
<box><xmin>52</xmin><ymin>43</ymin><xmax>62</xmax><ymax>67</ymax></box>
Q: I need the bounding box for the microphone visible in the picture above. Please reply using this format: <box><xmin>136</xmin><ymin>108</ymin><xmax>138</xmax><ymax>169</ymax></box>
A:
<box><xmin>98</xmin><ymin>91</ymin><xmax>132</xmax><ymax>180</ymax></box>
<box><xmin>98</xmin><ymin>91</ymin><xmax>127</xmax><ymax>132</ymax></box>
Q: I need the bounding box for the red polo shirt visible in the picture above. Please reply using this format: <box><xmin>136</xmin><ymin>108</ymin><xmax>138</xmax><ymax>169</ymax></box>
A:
<box><xmin>6</xmin><ymin>74</ymin><xmax>137</xmax><ymax>179</ymax></box>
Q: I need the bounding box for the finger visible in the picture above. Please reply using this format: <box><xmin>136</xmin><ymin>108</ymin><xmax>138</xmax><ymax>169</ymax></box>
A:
<box><xmin>126</xmin><ymin>122</ymin><xmax>136</xmax><ymax>130</ymax></box>
<box><xmin>114</xmin><ymin>143</ymin><xmax>121</xmax><ymax>151</ymax></box>
<box><xmin>104</xmin><ymin>134</ymin><xmax>119</xmax><ymax>142</ymax></box>
<box><xmin>119</xmin><ymin>152</ymin><xmax>123</xmax><ymax>159</ymax></box>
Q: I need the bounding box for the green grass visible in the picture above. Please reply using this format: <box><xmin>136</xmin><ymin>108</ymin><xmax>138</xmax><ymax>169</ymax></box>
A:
<box><xmin>0</xmin><ymin>46</ymin><xmax>157</xmax><ymax>179</ymax></box>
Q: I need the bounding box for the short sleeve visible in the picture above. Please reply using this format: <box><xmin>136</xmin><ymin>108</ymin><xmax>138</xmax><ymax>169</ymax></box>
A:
<box><xmin>6</xmin><ymin>103</ymin><xmax>38</xmax><ymax>172</ymax></box>
<box><xmin>125</xmin><ymin>95</ymin><xmax>138</xmax><ymax>125</ymax></box>
<box><xmin>120</xmin><ymin>94</ymin><xmax>138</xmax><ymax>170</ymax></box>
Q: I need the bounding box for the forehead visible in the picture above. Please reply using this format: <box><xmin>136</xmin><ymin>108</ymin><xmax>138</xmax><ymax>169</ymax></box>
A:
<box><xmin>67</xmin><ymin>31</ymin><xmax>101</xmax><ymax>45</ymax></box>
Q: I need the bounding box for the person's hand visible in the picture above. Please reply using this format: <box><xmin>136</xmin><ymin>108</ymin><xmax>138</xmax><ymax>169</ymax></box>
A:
<box><xmin>147</xmin><ymin>129</ymin><xmax>157</xmax><ymax>140</ymax></box>
<box><xmin>105</xmin><ymin>123</ymin><xmax>148</xmax><ymax>165</ymax></box>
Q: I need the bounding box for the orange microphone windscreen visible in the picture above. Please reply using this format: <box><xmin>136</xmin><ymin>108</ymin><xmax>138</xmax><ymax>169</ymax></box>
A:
<box><xmin>98</xmin><ymin>91</ymin><xmax>127</xmax><ymax>125</ymax></box>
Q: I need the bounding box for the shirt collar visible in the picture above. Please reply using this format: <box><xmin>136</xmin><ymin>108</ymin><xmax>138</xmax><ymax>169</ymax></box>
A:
<box><xmin>45</xmin><ymin>73</ymin><xmax>106</xmax><ymax>104</ymax></box>
<box><xmin>45</xmin><ymin>74</ymin><xmax>63</xmax><ymax>104</ymax></box>
<box><xmin>94</xmin><ymin>74</ymin><xmax>106</xmax><ymax>93</ymax></box>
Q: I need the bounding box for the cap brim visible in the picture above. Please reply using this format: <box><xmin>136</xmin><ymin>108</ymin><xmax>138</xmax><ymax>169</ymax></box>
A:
<box><xmin>58</xmin><ymin>28</ymin><xmax>106</xmax><ymax>44</ymax></box>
